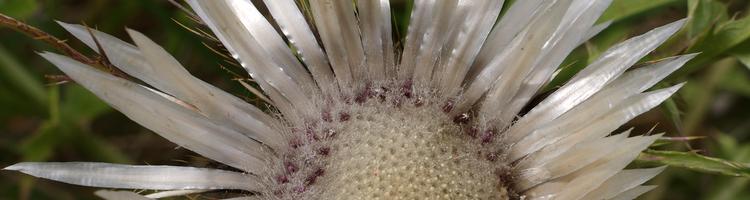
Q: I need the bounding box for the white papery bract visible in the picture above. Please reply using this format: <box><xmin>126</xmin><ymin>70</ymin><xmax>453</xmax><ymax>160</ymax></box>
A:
<box><xmin>5</xmin><ymin>0</ymin><xmax>692</xmax><ymax>199</ymax></box>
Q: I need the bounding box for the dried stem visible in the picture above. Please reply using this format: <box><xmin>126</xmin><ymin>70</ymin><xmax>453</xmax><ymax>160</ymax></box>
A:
<box><xmin>0</xmin><ymin>13</ymin><xmax>126</xmax><ymax>77</ymax></box>
<box><xmin>0</xmin><ymin>13</ymin><xmax>94</xmax><ymax>65</ymax></box>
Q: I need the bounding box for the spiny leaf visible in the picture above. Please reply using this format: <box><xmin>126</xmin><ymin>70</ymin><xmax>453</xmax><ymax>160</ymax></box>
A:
<box><xmin>638</xmin><ymin>149</ymin><xmax>750</xmax><ymax>177</ymax></box>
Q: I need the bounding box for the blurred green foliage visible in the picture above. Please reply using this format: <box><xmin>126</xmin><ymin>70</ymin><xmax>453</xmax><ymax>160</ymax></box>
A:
<box><xmin>0</xmin><ymin>0</ymin><xmax>749</xmax><ymax>199</ymax></box>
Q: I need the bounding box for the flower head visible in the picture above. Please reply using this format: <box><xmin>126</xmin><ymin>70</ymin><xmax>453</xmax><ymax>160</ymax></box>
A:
<box><xmin>5</xmin><ymin>0</ymin><xmax>693</xmax><ymax>199</ymax></box>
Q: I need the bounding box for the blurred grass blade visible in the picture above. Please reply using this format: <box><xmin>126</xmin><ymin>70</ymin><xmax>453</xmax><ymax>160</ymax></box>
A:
<box><xmin>0</xmin><ymin>45</ymin><xmax>47</xmax><ymax>106</ymax></box>
<box><xmin>20</xmin><ymin>86</ymin><xmax>60</xmax><ymax>162</ymax></box>
<box><xmin>599</xmin><ymin>0</ymin><xmax>682</xmax><ymax>23</ymax></box>
<box><xmin>716</xmin><ymin>60</ymin><xmax>750</xmax><ymax>98</ymax></box>
<box><xmin>683</xmin><ymin>58</ymin><xmax>735</xmax><ymax>136</ymax></box>
<box><xmin>18</xmin><ymin>86</ymin><xmax>60</xmax><ymax>200</ymax></box>
<box><xmin>638</xmin><ymin>149</ymin><xmax>750</xmax><ymax>177</ymax></box>
<box><xmin>660</xmin><ymin>96</ymin><xmax>685</xmax><ymax>133</ymax></box>
<box><xmin>74</xmin><ymin>130</ymin><xmax>132</xmax><ymax>164</ymax></box>
<box><xmin>0</xmin><ymin>0</ymin><xmax>38</xmax><ymax>19</ymax></box>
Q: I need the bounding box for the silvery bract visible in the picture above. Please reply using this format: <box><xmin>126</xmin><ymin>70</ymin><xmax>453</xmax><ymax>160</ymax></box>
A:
<box><xmin>5</xmin><ymin>0</ymin><xmax>693</xmax><ymax>199</ymax></box>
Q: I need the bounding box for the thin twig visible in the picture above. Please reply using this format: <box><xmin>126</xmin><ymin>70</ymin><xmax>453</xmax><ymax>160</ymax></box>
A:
<box><xmin>0</xmin><ymin>13</ymin><xmax>94</xmax><ymax>65</ymax></box>
<box><xmin>167</xmin><ymin>0</ymin><xmax>202</xmax><ymax>24</ymax></box>
<box><xmin>0</xmin><ymin>13</ymin><xmax>127</xmax><ymax>78</ymax></box>
<box><xmin>173</xmin><ymin>18</ymin><xmax>218</xmax><ymax>42</ymax></box>
<box><xmin>44</xmin><ymin>74</ymin><xmax>72</xmax><ymax>85</ymax></box>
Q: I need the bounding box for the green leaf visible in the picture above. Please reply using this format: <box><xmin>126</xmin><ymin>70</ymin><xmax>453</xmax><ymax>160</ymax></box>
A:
<box><xmin>650</xmin><ymin>136</ymin><xmax>705</xmax><ymax>147</ymax></box>
<box><xmin>686</xmin><ymin>0</ymin><xmax>729</xmax><ymax>39</ymax></box>
<box><xmin>599</xmin><ymin>0</ymin><xmax>682</xmax><ymax>23</ymax></box>
<box><xmin>673</xmin><ymin>15</ymin><xmax>750</xmax><ymax>79</ymax></box>
<box><xmin>733</xmin><ymin>42</ymin><xmax>750</xmax><ymax>70</ymax></box>
<box><xmin>638</xmin><ymin>149</ymin><xmax>750</xmax><ymax>177</ymax></box>
<box><xmin>0</xmin><ymin>0</ymin><xmax>38</xmax><ymax>19</ymax></box>
<box><xmin>705</xmin><ymin>134</ymin><xmax>750</xmax><ymax>200</ymax></box>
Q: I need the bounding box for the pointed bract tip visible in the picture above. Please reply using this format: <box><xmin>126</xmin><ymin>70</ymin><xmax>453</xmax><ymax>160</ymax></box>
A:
<box><xmin>54</xmin><ymin>20</ymin><xmax>77</xmax><ymax>28</ymax></box>
<box><xmin>37</xmin><ymin>51</ymin><xmax>67</xmax><ymax>64</ymax></box>
<box><xmin>54</xmin><ymin>21</ymin><xmax>90</xmax><ymax>38</ymax></box>
<box><xmin>37</xmin><ymin>51</ymin><xmax>59</xmax><ymax>59</ymax></box>
<box><xmin>4</xmin><ymin>162</ymin><xmax>27</xmax><ymax>171</ymax></box>
<box><xmin>652</xmin><ymin>165</ymin><xmax>669</xmax><ymax>173</ymax></box>
<box><xmin>653</xmin><ymin>18</ymin><xmax>688</xmax><ymax>36</ymax></box>
<box><xmin>665</xmin><ymin>53</ymin><xmax>700</xmax><ymax>64</ymax></box>
<box><xmin>672</xmin><ymin>18</ymin><xmax>689</xmax><ymax>28</ymax></box>
<box><xmin>653</xmin><ymin>82</ymin><xmax>686</xmax><ymax>97</ymax></box>
<box><xmin>598</xmin><ymin>20</ymin><xmax>614</xmax><ymax>27</ymax></box>
<box><xmin>673</xmin><ymin>82</ymin><xmax>687</xmax><ymax>90</ymax></box>
<box><xmin>646</xmin><ymin>132</ymin><xmax>667</xmax><ymax>141</ymax></box>
<box><xmin>683</xmin><ymin>52</ymin><xmax>702</xmax><ymax>59</ymax></box>
<box><xmin>125</xmin><ymin>29</ymin><xmax>149</xmax><ymax>45</ymax></box>
<box><xmin>125</xmin><ymin>28</ymin><xmax>139</xmax><ymax>36</ymax></box>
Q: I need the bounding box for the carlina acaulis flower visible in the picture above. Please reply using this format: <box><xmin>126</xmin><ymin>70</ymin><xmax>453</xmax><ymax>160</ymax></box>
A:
<box><xmin>3</xmin><ymin>0</ymin><xmax>695</xmax><ymax>199</ymax></box>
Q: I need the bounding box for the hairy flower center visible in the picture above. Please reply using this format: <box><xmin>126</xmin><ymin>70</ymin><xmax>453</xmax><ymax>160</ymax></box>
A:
<box><xmin>271</xmin><ymin>84</ymin><xmax>514</xmax><ymax>199</ymax></box>
<box><xmin>308</xmin><ymin>97</ymin><xmax>510</xmax><ymax>199</ymax></box>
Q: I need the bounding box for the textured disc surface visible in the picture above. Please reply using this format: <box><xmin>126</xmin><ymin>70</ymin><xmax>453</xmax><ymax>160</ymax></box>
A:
<box><xmin>318</xmin><ymin>105</ymin><xmax>509</xmax><ymax>200</ymax></box>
